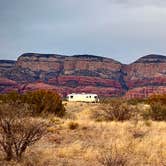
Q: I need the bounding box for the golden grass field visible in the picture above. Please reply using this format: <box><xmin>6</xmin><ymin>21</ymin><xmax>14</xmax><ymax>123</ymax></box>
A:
<box><xmin>1</xmin><ymin>101</ymin><xmax>166</xmax><ymax>166</ymax></box>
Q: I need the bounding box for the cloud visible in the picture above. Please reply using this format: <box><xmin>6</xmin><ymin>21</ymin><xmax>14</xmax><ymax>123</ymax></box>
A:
<box><xmin>110</xmin><ymin>0</ymin><xmax>166</xmax><ymax>7</ymax></box>
<box><xmin>0</xmin><ymin>0</ymin><xmax>166</xmax><ymax>63</ymax></box>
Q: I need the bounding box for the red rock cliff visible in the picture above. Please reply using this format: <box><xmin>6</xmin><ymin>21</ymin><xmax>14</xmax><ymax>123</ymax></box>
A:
<box><xmin>0</xmin><ymin>53</ymin><xmax>166</xmax><ymax>98</ymax></box>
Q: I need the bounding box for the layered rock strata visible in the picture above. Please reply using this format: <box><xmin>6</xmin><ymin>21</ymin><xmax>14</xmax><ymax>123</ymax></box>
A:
<box><xmin>0</xmin><ymin>53</ymin><xmax>165</xmax><ymax>98</ymax></box>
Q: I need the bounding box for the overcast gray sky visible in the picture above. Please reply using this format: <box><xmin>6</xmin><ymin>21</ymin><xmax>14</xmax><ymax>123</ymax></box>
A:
<box><xmin>0</xmin><ymin>0</ymin><xmax>166</xmax><ymax>63</ymax></box>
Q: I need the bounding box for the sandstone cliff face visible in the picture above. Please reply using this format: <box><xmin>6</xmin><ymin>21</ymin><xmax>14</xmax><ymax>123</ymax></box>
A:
<box><xmin>0</xmin><ymin>60</ymin><xmax>15</xmax><ymax>69</ymax></box>
<box><xmin>16</xmin><ymin>53</ymin><xmax>123</xmax><ymax>81</ymax></box>
<box><xmin>0</xmin><ymin>77</ymin><xmax>18</xmax><ymax>93</ymax></box>
<box><xmin>123</xmin><ymin>54</ymin><xmax>166</xmax><ymax>98</ymax></box>
<box><xmin>124</xmin><ymin>54</ymin><xmax>166</xmax><ymax>88</ymax></box>
<box><xmin>125</xmin><ymin>86</ymin><xmax>166</xmax><ymax>98</ymax></box>
<box><xmin>48</xmin><ymin>76</ymin><xmax>121</xmax><ymax>88</ymax></box>
<box><xmin>18</xmin><ymin>82</ymin><xmax>122</xmax><ymax>97</ymax></box>
<box><xmin>14</xmin><ymin>53</ymin><xmax>125</xmax><ymax>97</ymax></box>
<box><xmin>0</xmin><ymin>60</ymin><xmax>16</xmax><ymax>77</ymax></box>
<box><xmin>0</xmin><ymin>53</ymin><xmax>166</xmax><ymax>98</ymax></box>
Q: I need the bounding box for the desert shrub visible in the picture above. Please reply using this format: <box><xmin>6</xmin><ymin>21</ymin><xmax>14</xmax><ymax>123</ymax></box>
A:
<box><xmin>0</xmin><ymin>92</ymin><xmax>28</xmax><ymax>116</ymax></box>
<box><xmin>0</xmin><ymin>91</ymin><xmax>23</xmax><ymax>106</ymax></box>
<box><xmin>150</xmin><ymin>102</ymin><xmax>166</xmax><ymax>121</ymax></box>
<box><xmin>0</xmin><ymin>90</ymin><xmax>65</xmax><ymax>117</ymax></box>
<box><xmin>100</xmin><ymin>97</ymin><xmax>125</xmax><ymax>104</ymax></box>
<box><xmin>68</xmin><ymin>121</ymin><xmax>79</xmax><ymax>130</ymax></box>
<box><xmin>143</xmin><ymin>120</ymin><xmax>152</xmax><ymax>127</ymax></box>
<box><xmin>144</xmin><ymin>94</ymin><xmax>166</xmax><ymax>121</ymax></box>
<box><xmin>0</xmin><ymin>103</ymin><xmax>32</xmax><ymax>121</ymax></box>
<box><xmin>92</xmin><ymin>100</ymin><xmax>134</xmax><ymax>121</ymax></box>
<box><xmin>108</xmin><ymin>102</ymin><xmax>134</xmax><ymax>121</ymax></box>
<box><xmin>0</xmin><ymin>91</ymin><xmax>25</xmax><ymax>113</ymax></box>
<box><xmin>64</xmin><ymin>111</ymin><xmax>77</xmax><ymax>120</ymax></box>
<box><xmin>24</xmin><ymin>90</ymin><xmax>65</xmax><ymax>117</ymax></box>
<box><xmin>127</xmin><ymin>98</ymin><xmax>146</xmax><ymax>105</ymax></box>
<box><xmin>98</xmin><ymin>153</ymin><xmax>128</xmax><ymax>166</ymax></box>
<box><xmin>147</xmin><ymin>94</ymin><xmax>166</xmax><ymax>105</ymax></box>
<box><xmin>49</xmin><ymin>117</ymin><xmax>62</xmax><ymax>125</ymax></box>
<box><xmin>91</xmin><ymin>108</ymin><xmax>108</xmax><ymax>122</ymax></box>
<box><xmin>0</xmin><ymin>117</ymin><xmax>45</xmax><ymax>161</ymax></box>
<box><xmin>97</xmin><ymin>144</ymin><xmax>129</xmax><ymax>166</ymax></box>
<box><xmin>0</xmin><ymin>91</ymin><xmax>33</xmax><ymax>118</ymax></box>
<box><xmin>143</xmin><ymin>102</ymin><xmax>166</xmax><ymax>121</ymax></box>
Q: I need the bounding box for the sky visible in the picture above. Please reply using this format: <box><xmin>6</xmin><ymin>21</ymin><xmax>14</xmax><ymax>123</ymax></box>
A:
<box><xmin>0</xmin><ymin>0</ymin><xmax>166</xmax><ymax>64</ymax></box>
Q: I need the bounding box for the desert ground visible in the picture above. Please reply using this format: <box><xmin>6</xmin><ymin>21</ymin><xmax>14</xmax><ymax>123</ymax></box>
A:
<box><xmin>1</xmin><ymin>101</ymin><xmax>165</xmax><ymax>166</ymax></box>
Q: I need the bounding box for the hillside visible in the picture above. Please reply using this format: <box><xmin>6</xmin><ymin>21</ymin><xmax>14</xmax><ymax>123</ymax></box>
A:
<box><xmin>0</xmin><ymin>53</ymin><xmax>166</xmax><ymax>98</ymax></box>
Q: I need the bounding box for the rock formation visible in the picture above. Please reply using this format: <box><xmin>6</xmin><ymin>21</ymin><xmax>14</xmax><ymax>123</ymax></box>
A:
<box><xmin>0</xmin><ymin>53</ymin><xmax>165</xmax><ymax>98</ymax></box>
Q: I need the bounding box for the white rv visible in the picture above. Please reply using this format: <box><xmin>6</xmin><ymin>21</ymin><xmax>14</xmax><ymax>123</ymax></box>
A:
<box><xmin>67</xmin><ymin>93</ymin><xmax>99</xmax><ymax>103</ymax></box>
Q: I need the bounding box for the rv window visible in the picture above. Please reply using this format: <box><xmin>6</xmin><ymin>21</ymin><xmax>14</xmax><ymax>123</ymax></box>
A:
<box><xmin>86</xmin><ymin>96</ymin><xmax>88</xmax><ymax>98</ymax></box>
<box><xmin>89</xmin><ymin>96</ymin><xmax>91</xmax><ymax>98</ymax></box>
<box><xmin>70</xmin><ymin>96</ymin><xmax>73</xmax><ymax>98</ymax></box>
<box><xmin>94</xmin><ymin>96</ymin><xmax>97</xmax><ymax>98</ymax></box>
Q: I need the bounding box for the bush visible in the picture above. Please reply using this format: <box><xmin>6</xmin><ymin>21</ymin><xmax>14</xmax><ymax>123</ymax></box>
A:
<box><xmin>91</xmin><ymin>100</ymin><xmax>134</xmax><ymax>121</ymax></box>
<box><xmin>0</xmin><ymin>91</ymin><xmax>22</xmax><ymax>106</ymax></box>
<box><xmin>144</xmin><ymin>94</ymin><xmax>166</xmax><ymax>121</ymax></box>
<box><xmin>98</xmin><ymin>152</ymin><xmax>128</xmax><ymax>166</ymax></box>
<box><xmin>127</xmin><ymin>98</ymin><xmax>146</xmax><ymax>105</ymax></box>
<box><xmin>143</xmin><ymin>102</ymin><xmax>166</xmax><ymax>121</ymax></box>
<box><xmin>24</xmin><ymin>90</ymin><xmax>65</xmax><ymax>117</ymax></box>
<box><xmin>147</xmin><ymin>94</ymin><xmax>166</xmax><ymax>105</ymax></box>
<box><xmin>0</xmin><ymin>117</ymin><xmax>45</xmax><ymax>161</ymax></box>
<box><xmin>97</xmin><ymin>143</ymin><xmax>129</xmax><ymax>166</ymax></box>
<box><xmin>99</xmin><ymin>97</ymin><xmax>124</xmax><ymax>104</ymax></box>
<box><xmin>0</xmin><ymin>90</ymin><xmax>65</xmax><ymax>117</ymax></box>
<box><xmin>68</xmin><ymin>121</ymin><xmax>79</xmax><ymax>130</ymax></box>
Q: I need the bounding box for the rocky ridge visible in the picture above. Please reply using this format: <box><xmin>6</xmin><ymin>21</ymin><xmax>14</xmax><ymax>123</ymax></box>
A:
<box><xmin>0</xmin><ymin>53</ymin><xmax>165</xmax><ymax>98</ymax></box>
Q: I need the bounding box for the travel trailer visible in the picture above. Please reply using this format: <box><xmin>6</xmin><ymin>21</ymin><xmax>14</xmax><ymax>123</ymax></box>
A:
<box><xmin>67</xmin><ymin>93</ymin><xmax>99</xmax><ymax>102</ymax></box>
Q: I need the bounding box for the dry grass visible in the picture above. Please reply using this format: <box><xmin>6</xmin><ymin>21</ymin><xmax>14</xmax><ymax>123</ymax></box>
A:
<box><xmin>1</xmin><ymin>102</ymin><xmax>166</xmax><ymax>166</ymax></box>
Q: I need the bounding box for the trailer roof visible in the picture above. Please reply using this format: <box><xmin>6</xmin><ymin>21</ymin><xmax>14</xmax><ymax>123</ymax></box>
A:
<box><xmin>67</xmin><ymin>93</ymin><xmax>98</xmax><ymax>96</ymax></box>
